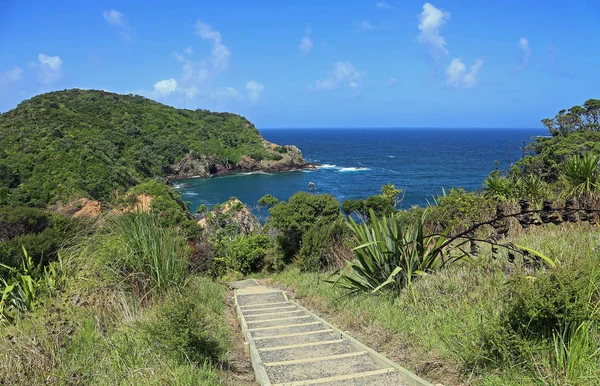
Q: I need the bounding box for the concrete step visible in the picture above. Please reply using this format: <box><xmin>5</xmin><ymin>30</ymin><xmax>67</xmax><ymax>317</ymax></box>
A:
<box><xmin>265</xmin><ymin>352</ymin><xmax>380</xmax><ymax>384</ymax></box>
<box><xmin>236</xmin><ymin>291</ymin><xmax>287</xmax><ymax>307</ymax></box>
<box><xmin>258</xmin><ymin>339</ymin><xmax>356</xmax><ymax>363</ymax></box>
<box><xmin>253</xmin><ymin>330</ymin><xmax>341</xmax><ymax>349</ymax></box>
<box><xmin>316</xmin><ymin>370</ymin><xmax>410</xmax><ymax>386</ymax></box>
<box><xmin>242</xmin><ymin>304</ymin><xmax>299</xmax><ymax>316</ymax></box>
<box><xmin>246</xmin><ymin>315</ymin><xmax>316</xmax><ymax>329</ymax></box>
<box><xmin>244</xmin><ymin>309</ymin><xmax>309</xmax><ymax>322</ymax></box>
<box><xmin>250</xmin><ymin>321</ymin><xmax>325</xmax><ymax>339</ymax></box>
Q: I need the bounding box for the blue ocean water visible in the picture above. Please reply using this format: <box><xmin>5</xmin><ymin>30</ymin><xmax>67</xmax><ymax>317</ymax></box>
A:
<box><xmin>176</xmin><ymin>128</ymin><xmax>547</xmax><ymax>216</ymax></box>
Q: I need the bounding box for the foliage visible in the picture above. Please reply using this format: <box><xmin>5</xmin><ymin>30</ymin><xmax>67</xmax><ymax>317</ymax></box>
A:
<box><xmin>127</xmin><ymin>180</ymin><xmax>201</xmax><ymax>237</ymax></box>
<box><xmin>482</xmin><ymin>254</ymin><xmax>600</xmax><ymax>379</ymax></box>
<box><xmin>0</xmin><ymin>207</ymin><xmax>73</xmax><ymax>278</ymax></box>
<box><xmin>334</xmin><ymin>210</ymin><xmax>464</xmax><ymax>295</ymax></box>
<box><xmin>541</xmin><ymin>98</ymin><xmax>600</xmax><ymax>136</ymax></box>
<box><xmin>106</xmin><ymin>212</ymin><xmax>189</xmax><ymax>297</ymax></box>
<box><xmin>258</xmin><ymin>193</ymin><xmax>279</xmax><ymax>206</ymax></box>
<box><xmin>213</xmin><ymin>234</ymin><xmax>271</xmax><ymax>275</ymax></box>
<box><xmin>195</xmin><ymin>203</ymin><xmax>208</xmax><ymax>214</ymax></box>
<box><xmin>1</xmin><ymin>247</ymin><xmax>63</xmax><ymax>323</ymax></box>
<box><xmin>269</xmin><ymin>191</ymin><xmax>340</xmax><ymax>261</ymax></box>
<box><xmin>342</xmin><ymin>183</ymin><xmax>400</xmax><ymax>218</ymax></box>
<box><xmin>141</xmin><ymin>278</ymin><xmax>229</xmax><ymax>364</ymax></box>
<box><xmin>0</xmin><ymin>89</ymin><xmax>275</xmax><ymax>206</ymax></box>
<box><xmin>562</xmin><ymin>153</ymin><xmax>600</xmax><ymax>198</ymax></box>
<box><xmin>297</xmin><ymin>219</ymin><xmax>346</xmax><ymax>272</ymax></box>
<box><xmin>428</xmin><ymin>188</ymin><xmax>495</xmax><ymax>228</ymax></box>
<box><xmin>272</xmin><ymin>225</ymin><xmax>600</xmax><ymax>385</ymax></box>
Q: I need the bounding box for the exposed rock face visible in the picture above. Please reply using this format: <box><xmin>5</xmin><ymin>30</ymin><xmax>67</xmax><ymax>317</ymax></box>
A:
<box><xmin>168</xmin><ymin>141</ymin><xmax>315</xmax><ymax>180</ymax></box>
<box><xmin>198</xmin><ymin>198</ymin><xmax>260</xmax><ymax>235</ymax></box>
<box><xmin>53</xmin><ymin>198</ymin><xmax>103</xmax><ymax>218</ymax></box>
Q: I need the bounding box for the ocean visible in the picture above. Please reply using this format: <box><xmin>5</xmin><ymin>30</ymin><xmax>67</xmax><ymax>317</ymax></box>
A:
<box><xmin>175</xmin><ymin>128</ymin><xmax>547</xmax><ymax>217</ymax></box>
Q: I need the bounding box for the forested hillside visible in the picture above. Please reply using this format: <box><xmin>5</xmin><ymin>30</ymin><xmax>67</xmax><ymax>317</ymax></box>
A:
<box><xmin>0</xmin><ymin>89</ymin><xmax>296</xmax><ymax>207</ymax></box>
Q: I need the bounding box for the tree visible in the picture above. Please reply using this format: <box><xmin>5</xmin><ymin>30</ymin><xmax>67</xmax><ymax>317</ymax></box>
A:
<box><xmin>584</xmin><ymin>99</ymin><xmax>600</xmax><ymax>128</ymax></box>
<box><xmin>257</xmin><ymin>194</ymin><xmax>279</xmax><ymax>207</ymax></box>
<box><xmin>268</xmin><ymin>192</ymin><xmax>340</xmax><ymax>260</ymax></box>
<box><xmin>542</xmin><ymin>118</ymin><xmax>558</xmax><ymax>136</ymax></box>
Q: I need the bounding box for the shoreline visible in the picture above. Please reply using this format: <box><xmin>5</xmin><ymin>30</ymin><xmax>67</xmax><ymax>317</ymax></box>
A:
<box><xmin>167</xmin><ymin>163</ymin><xmax>319</xmax><ymax>182</ymax></box>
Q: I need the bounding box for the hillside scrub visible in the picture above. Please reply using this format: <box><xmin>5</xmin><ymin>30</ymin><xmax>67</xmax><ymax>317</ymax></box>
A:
<box><xmin>0</xmin><ymin>208</ymin><xmax>238</xmax><ymax>385</ymax></box>
<box><xmin>0</xmin><ymin>89</ymin><xmax>288</xmax><ymax>207</ymax></box>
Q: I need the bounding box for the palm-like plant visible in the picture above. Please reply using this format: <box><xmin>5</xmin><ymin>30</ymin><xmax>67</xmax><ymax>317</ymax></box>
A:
<box><xmin>517</xmin><ymin>174</ymin><xmax>549</xmax><ymax>206</ymax></box>
<box><xmin>483</xmin><ymin>175</ymin><xmax>515</xmax><ymax>201</ymax></box>
<box><xmin>562</xmin><ymin>153</ymin><xmax>599</xmax><ymax>198</ymax></box>
<box><xmin>332</xmin><ymin>210</ymin><xmax>465</xmax><ymax>295</ymax></box>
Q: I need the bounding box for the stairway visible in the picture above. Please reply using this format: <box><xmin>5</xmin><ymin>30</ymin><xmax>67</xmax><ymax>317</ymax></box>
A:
<box><xmin>231</xmin><ymin>279</ymin><xmax>433</xmax><ymax>386</ymax></box>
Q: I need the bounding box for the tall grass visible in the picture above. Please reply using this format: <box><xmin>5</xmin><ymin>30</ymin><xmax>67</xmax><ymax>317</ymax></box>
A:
<box><xmin>107</xmin><ymin>212</ymin><xmax>189</xmax><ymax>297</ymax></box>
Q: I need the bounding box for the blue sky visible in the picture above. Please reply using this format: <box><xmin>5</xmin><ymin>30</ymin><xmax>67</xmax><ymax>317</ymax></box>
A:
<box><xmin>1</xmin><ymin>0</ymin><xmax>599</xmax><ymax>128</ymax></box>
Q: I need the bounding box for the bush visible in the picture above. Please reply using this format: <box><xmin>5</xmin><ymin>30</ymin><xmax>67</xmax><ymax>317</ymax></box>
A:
<box><xmin>258</xmin><ymin>194</ymin><xmax>279</xmax><ymax>206</ymax></box>
<box><xmin>297</xmin><ymin>220</ymin><xmax>346</xmax><ymax>272</ymax></box>
<box><xmin>268</xmin><ymin>192</ymin><xmax>340</xmax><ymax>262</ymax></box>
<box><xmin>0</xmin><ymin>207</ymin><xmax>72</xmax><ymax>278</ymax></box>
<box><xmin>483</xmin><ymin>258</ymin><xmax>600</xmax><ymax>366</ymax></box>
<box><xmin>215</xmin><ymin>234</ymin><xmax>270</xmax><ymax>275</ymax></box>
<box><xmin>127</xmin><ymin>180</ymin><xmax>201</xmax><ymax>237</ymax></box>
<box><xmin>141</xmin><ymin>279</ymin><xmax>228</xmax><ymax>364</ymax></box>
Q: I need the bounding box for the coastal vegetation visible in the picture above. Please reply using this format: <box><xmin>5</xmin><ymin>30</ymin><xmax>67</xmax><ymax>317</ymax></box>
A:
<box><xmin>0</xmin><ymin>89</ymin><xmax>300</xmax><ymax>207</ymax></box>
<box><xmin>1</xmin><ymin>92</ymin><xmax>599</xmax><ymax>385</ymax></box>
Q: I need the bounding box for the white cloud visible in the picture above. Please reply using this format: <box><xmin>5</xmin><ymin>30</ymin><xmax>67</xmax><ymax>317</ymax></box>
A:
<box><xmin>359</xmin><ymin>21</ymin><xmax>374</xmax><ymax>30</ymax></box>
<box><xmin>211</xmin><ymin>86</ymin><xmax>242</xmax><ymax>101</ymax></box>
<box><xmin>298</xmin><ymin>28</ymin><xmax>313</xmax><ymax>55</ymax></box>
<box><xmin>417</xmin><ymin>3</ymin><xmax>450</xmax><ymax>62</ymax></box>
<box><xmin>184</xmin><ymin>46</ymin><xmax>194</xmax><ymax>55</ymax></box>
<box><xmin>514</xmin><ymin>37</ymin><xmax>531</xmax><ymax>71</ymax></box>
<box><xmin>246</xmin><ymin>80</ymin><xmax>265</xmax><ymax>102</ymax></box>
<box><xmin>194</xmin><ymin>21</ymin><xmax>231</xmax><ymax>71</ymax></box>
<box><xmin>0</xmin><ymin>66</ymin><xmax>24</xmax><ymax>84</ymax></box>
<box><xmin>376</xmin><ymin>1</ymin><xmax>394</xmax><ymax>9</ymax></box>
<box><xmin>103</xmin><ymin>9</ymin><xmax>125</xmax><ymax>26</ymax></box>
<box><xmin>103</xmin><ymin>9</ymin><xmax>134</xmax><ymax>41</ymax></box>
<box><xmin>37</xmin><ymin>53</ymin><xmax>62</xmax><ymax>84</ymax></box>
<box><xmin>446</xmin><ymin>58</ymin><xmax>483</xmax><ymax>88</ymax></box>
<box><xmin>315</xmin><ymin>61</ymin><xmax>361</xmax><ymax>90</ymax></box>
<box><xmin>153</xmin><ymin>78</ymin><xmax>178</xmax><ymax>96</ymax></box>
<box><xmin>386</xmin><ymin>77</ymin><xmax>399</xmax><ymax>86</ymax></box>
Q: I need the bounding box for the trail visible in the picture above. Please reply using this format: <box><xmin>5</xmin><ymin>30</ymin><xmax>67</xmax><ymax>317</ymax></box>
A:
<box><xmin>230</xmin><ymin>279</ymin><xmax>434</xmax><ymax>386</ymax></box>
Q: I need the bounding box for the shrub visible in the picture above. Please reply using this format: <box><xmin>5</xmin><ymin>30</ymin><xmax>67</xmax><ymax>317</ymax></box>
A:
<box><xmin>482</xmin><ymin>257</ymin><xmax>600</xmax><ymax>366</ymax></box>
<box><xmin>268</xmin><ymin>192</ymin><xmax>340</xmax><ymax>262</ymax></box>
<box><xmin>297</xmin><ymin>219</ymin><xmax>346</xmax><ymax>272</ymax></box>
<box><xmin>141</xmin><ymin>279</ymin><xmax>228</xmax><ymax>364</ymax></box>
<box><xmin>258</xmin><ymin>194</ymin><xmax>279</xmax><ymax>206</ymax></box>
<box><xmin>127</xmin><ymin>180</ymin><xmax>200</xmax><ymax>237</ymax></box>
<box><xmin>216</xmin><ymin>234</ymin><xmax>270</xmax><ymax>275</ymax></box>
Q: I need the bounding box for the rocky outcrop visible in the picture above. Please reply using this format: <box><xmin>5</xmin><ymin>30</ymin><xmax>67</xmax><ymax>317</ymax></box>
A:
<box><xmin>198</xmin><ymin>198</ymin><xmax>260</xmax><ymax>235</ymax></box>
<box><xmin>167</xmin><ymin>140</ymin><xmax>315</xmax><ymax>180</ymax></box>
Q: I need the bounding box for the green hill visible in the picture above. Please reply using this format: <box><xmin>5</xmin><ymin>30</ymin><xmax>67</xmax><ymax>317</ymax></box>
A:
<box><xmin>0</xmin><ymin>89</ymin><xmax>305</xmax><ymax>207</ymax></box>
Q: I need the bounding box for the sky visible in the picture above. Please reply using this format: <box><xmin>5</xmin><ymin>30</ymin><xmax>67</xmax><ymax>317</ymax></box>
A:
<box><xmin>1</xmin><ymin>0</ymin><xmax>599</xmax><ymax>128</ymax></box>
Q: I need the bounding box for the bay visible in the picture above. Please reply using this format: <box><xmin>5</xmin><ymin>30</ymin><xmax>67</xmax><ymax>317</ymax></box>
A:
<box><xmin>175</xmin><ymin>128</ymin><xmax>547</xmax><ymax>217</ymax></box>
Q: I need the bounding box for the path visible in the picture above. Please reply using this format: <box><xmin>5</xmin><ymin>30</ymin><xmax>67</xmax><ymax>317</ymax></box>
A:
<box><xmin>230</xmin><ymin>279</ymin><xmax>434</xmax><ymax>386</ymax></box>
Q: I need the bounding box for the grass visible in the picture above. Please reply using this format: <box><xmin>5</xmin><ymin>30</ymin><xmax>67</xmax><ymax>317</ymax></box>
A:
<box><xmin>268</xmin><ymin>224</ymin><xmax>600</xmax><ymax>386</ymax></box>
<box><xmin>0</xmin><ymin>212</ymin><xmax>240</xmax><ymax>385</ymax></box>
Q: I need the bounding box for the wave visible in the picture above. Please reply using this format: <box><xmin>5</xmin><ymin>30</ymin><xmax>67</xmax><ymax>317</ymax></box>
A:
<box><xmin>182</xmin><ymin>192</ymin><xmax>199</xmax><ymax>196</ymax></box>
<box><xmin>338</xmin><ymin>167</ymin><xmax>370</xmax><ymax>172</ymax></box>
<box><xmin>317</xmin><ymin>164</ymin><xmax>337</xmax><ymax>169</ymax></box>
<box><xmin>387</xmin><ymin>155</ymin><xmax>396</xmax><ymax>158</ymax></box>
